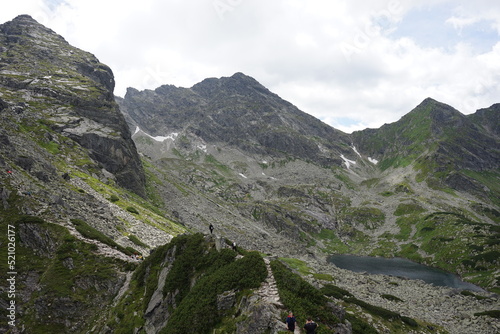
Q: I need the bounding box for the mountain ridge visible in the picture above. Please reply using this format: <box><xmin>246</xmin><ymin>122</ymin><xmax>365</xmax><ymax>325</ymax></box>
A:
<box><xmin>120</xmin><ymin>71</ymin><xmax>499</xmax><ymax>290</ymax></box>
<box><xmin>1</xmin><ymin>15</ymin><xmax>499</xmax><ymax>334</ymax></box>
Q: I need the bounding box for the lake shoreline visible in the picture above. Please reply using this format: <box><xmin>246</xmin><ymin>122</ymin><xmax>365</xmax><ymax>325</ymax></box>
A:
<box><xmin>327</xmin><ymin>254</ymin><xmax>484</xmax><ymax>292</ymax></box>
<box><xmin>303</xmin><ymin>255</ymin><xmax>500</xmax><ymax>333</ymax></box>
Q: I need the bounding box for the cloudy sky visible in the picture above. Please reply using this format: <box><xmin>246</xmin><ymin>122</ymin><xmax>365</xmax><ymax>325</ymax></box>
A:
<box><xmin>2</xmin><ymin>0</ymin><xmax>500</xmax><ymax>132</ymax></box>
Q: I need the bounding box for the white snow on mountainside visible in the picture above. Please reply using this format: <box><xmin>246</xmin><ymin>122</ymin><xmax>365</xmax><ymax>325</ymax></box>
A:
<box><xmin>134</xmin><ymin>126</ymin><xmax>178</xmax><ymax>142</ymax></box>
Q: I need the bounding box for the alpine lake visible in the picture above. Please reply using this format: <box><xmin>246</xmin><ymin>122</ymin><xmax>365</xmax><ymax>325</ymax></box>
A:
<box><xmin>328</xmin><ymin>255</ymin><xmax>483</xmax><ymax>291</ymax></box>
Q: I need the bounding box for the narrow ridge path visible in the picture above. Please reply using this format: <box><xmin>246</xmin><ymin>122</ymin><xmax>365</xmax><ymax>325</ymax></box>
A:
<box><xmin>255</xmin><ymin>257</ymin><xmax>283</xmax><ymax>306</ymax></box>
<box><xmin>255</xmin><ymin>258</ymin><xmax>301</xmax><ymax>333</ymax></box>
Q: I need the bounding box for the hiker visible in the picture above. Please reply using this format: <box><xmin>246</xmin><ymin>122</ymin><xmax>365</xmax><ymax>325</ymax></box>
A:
<box><xmin>304</xmin><ymin>317</ymin><xmax>318</xmax><ymax>334</ymax></box>
<box><xmin>232</xmin><ymin>242</ymin><xmax>237</xmax><ymax>251</ymax></box>
<box><xmin>285</xmin><ymin>311</ymin><xmax>297</xmax><ymax>332</ymax></box>
<box><xmin>209</xmin><ymin>223</ymin><xmax>214</xmax><ymax>234</ymax></box>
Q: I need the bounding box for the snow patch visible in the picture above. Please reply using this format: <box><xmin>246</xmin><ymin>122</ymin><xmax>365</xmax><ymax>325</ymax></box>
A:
<box><xmin>197</xmin><ymin>144</ymin><xmax>207</xmax><ymax>153</ymax></box>
<box><xmin>239</xmin><ymin>173</ymin><xmax>248</xmax><ymax>179</ymax></box>
<box><xmin>341</xmin><ymin>154</ymin><xmax>356</xmax><ymax>169</ymax></box>
<box><xmin>149</xmin><ymin>132</ymin><xmax>178</xmax><ymax>142</ymax></box>
<box><xmin>351</xmin><ymin>145</ymin><xmax>362</xmax><ymax>158</ymax></box>
<box><xmin>368</xmin><ymin>157</ymin><xmax>378</xmax><ymax>164</ymax></box>
<box><xmin>133</xmin><ymin>127</ymin><xmax>178</xmax><ymax>142</ymax></box>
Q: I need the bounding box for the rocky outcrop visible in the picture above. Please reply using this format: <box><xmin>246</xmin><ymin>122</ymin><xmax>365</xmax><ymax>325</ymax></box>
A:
<box><xmin>0</xmin><ymin>15</ymin><xmax>145</xmax><ymax>196</ymax></box>
<box><xmin>118</xmin><ymin>72</ymin><xmax>352</xmax><ymax>166</ymax></box>
<box><xmin>2</xmin><ymin>219</ymin><xmax>127</xmax><ymax>334</ymax></box>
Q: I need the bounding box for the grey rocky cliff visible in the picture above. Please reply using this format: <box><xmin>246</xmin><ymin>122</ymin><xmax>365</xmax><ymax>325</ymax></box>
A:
<box><xmin>0</xmin><ymin>15</ymin><xmax>145</xmax><ymax>196</ymax></box>
<box><xmin>118</xmin><ymin>72</ymin><xmax>352</xmax><ymax>166</ymax></box>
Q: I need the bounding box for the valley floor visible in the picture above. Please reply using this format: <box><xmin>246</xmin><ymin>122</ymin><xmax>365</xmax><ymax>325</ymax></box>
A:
<box><xmin>307</xmin><ymin>257</ymin><xmax>500</xmax><ymax>334</ymax></box>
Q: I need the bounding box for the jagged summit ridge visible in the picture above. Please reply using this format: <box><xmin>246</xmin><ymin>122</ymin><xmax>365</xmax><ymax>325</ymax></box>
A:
<box><xmin>119</xmin><ymin>72</ymin><xmax>352</xmax><ymax>167</ymax></box>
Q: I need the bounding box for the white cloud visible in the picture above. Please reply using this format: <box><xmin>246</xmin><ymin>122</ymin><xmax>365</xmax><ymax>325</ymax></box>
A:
<box><xmin>1</xmin><ymin>0</ymin><xmax>499</xmax><ymax>133</ymax></box>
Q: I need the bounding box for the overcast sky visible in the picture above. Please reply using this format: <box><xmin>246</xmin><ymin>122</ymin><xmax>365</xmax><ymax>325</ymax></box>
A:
<box><xmin>2</xmin><ymin>0</ymin><xmax>500</xmax><ymax>132</ymax></box>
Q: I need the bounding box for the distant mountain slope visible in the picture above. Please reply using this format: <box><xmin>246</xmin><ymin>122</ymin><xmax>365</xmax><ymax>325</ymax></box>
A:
<box><xmin>118</xmin><ymin>72</ymin><xmax>352</xmax><ymax>166</ymax></box>
<box><xmin>119</xmin><ymin>74</ymin><xmax>500</xmax><ymax>294</ymax></box>
<box><xmin>352</xmin><ymin>98</ymin><xmax>500</xmax><ymax>204</ymax></box>
<box><xmin>352</xmin><ymin>98</ymin><xmax>499</xmax><ymax>171</ymax></box>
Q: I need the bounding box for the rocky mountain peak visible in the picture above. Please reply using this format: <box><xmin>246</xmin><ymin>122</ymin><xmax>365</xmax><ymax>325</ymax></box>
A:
<box><xmin>1</xmin><ymin>14</ymin><xmax>58</xmax><ymax>39</ymax></box>
<box><xmin>192</xmin><ymin>72</ymin><xmax>272</xmax><ymax>99</ymax></box>
<box><xmin>0</xmin><ymin>15</ymin><xmax>145</xmax><ymax>196</ymax></box>
<box><xmin>119</xmin><ymin>72</ymin><xmax>352</xmax><ymax>166</ymax></box>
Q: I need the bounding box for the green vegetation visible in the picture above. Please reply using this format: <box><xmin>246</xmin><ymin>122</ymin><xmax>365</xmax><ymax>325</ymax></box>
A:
<box><xmin>320</xmin><ymin>284</ymin><xmax>353</xmax><ymax>299</ymax></box>
<box><xmin>71</xmin><ymin>218</ymin><xmax>135</xmax><ymax>256</ymax></box>
<box><xmin>108</xmin><ymin>234</ymin><xmax>268</xmax><ymax>334</ymax></box>
<box><xmin>126</xmin><ymin>206</ymin><xmax>139</xmax><ymax>214</ymax></box>
<box><xmin>321</xmin><ymin>283</ymin><xmax>418</xmax><ymax>331</ymax></box>
<box><xmin>314</xmin><ymin>228</ymin><xmax>350</xmax><ymax>253</ymax></box>
<box><xmin>205</xmin><ymin>154</ymin><xmax>231</xmax><ymax>174</ymax></box>
<box><xmin>280</xmin><ymin>257</ymin><xmax>334</xmax><ymax>281</ymax></box>
<box><xmin>394</xmin><ymin>203</ymin><xmax>426</xmax><ymax>216</ymax></box>
<box><xmin>271</xmin><ymin>260</ymin><xmax>340</xmax><ymax>333</ymax></box>
<box><xmin>344</xmin><ymin>313</ymin><xmax>378</xmax><ymax>334</ymax></box>
<box><xmin>474</xmin><ymin>310</ymin><xmax>500</xmax><ymax>319</ymax></box>
<box><xmin>162</xmin><ymin>251</ymin><xmax>266</xmax><ymax>333</ymax></box>
<box><xmin>0</xmin><ymin>215</ymin><xmax>132</xmax><ymax>333</ymax></box>
<box><xmin>109</xmin><ymin>194</ymin><xmax>120</xmax><ymax>202</ymax></box>
<box><xmin>463</xmin><ymin>170</ymin><xmax>500</xmax><ymax>207</ymax></box>
<box><xmin>345</xmin><ymin>207</ymin><xmax>385</xmax><ymax>229</ymax></box>
<box><xmin>128</xmin><ymin>234</ymin><xmax>148</xmax><ymax>248</ymax></box>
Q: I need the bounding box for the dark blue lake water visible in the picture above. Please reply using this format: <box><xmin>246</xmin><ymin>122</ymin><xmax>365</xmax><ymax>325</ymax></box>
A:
<box><xmin>328</xmin><ymin>255</ymin><xmax>482</xmax><ymax>291</ymax></box>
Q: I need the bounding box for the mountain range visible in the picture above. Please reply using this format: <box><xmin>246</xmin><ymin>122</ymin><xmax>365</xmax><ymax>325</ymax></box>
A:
<box><xmin>0</xmin><ymin>15</ymin><xmax>499</xmax><ymax>334</ymax></box>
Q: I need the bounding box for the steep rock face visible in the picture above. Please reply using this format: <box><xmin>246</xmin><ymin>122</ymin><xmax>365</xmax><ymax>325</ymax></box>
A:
<box><xmin>468</xmin><ymin>103</ymin><xmax>500</xmax><ymax>138</ymax></box>
<box><xmin>118</xmin><ymin>72</ymin><xmax>351</xmax><ymax>166</ymax></box>
<box><xmin>0</xmin><ymin>218</ymin><xmax>128</xmax><ymax>334</ymax></box>
<box><xmin>352</xmin><ymin>98</ymin><xmax>500</xmax><ymax>171</ymax></box>
<box><xmin>351</xmin><ymin>98</ymin><xmax>500</xmax><ymax>198</ymax></box>
<box><xmin>0</xmin><ymin>15</ymin><xmax>145</xmax><ymax>196</ymax></box>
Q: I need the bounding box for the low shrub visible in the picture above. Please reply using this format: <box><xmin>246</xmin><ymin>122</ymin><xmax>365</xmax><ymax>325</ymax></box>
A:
<box><xmin>381</xmin><ymin>294</ymin><xmax>404</xmax><ymax>302</ymax></box>
<box><xmin>161</xmin><ymin>249</ymin><xmax>267</xmax><ymax>334</ymax></box>
<box><xmin>128</xmin><ymin>234</ymin><xmax>148</xmax><ymax>248</ymax></box>
<box><xmin>345</xmin><ymin>313</ymin><xmax>378</xmax><ymax>334</ymax></box>
<box><xmin>16</xmin><ymin>215</ymin><xmax>46</xmax><ymax>224</ymax></box>
<box><xmin>70</xmin><ymin>218</ymin><xmax>135</xmax><ymax>256</ymax></box>
<box><xmin>474</xmin><ymin>310</ymin><xmax>500</xmax><ymax>319</ymax></box>
<box><xmin>345</xmin><ymin>296</ymin><xmax>401</xmax><ymax>320</ymax></box>
<box><xmin>320</xmin><ymin>284</ymin><xmax>353</xmax><ymax>299</ymax></box>
<box><xmin>109</xmin><ymin>194</ymin><xmax>120</xmax><ymax>202</ymax></box>
<box><xmin>126</xmin><ymin>206</ymin><xmax>139</xmax><ymax>214</ymax></box>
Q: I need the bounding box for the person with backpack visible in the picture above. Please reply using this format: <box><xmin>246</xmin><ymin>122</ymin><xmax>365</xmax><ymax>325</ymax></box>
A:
<box><xmin>285</xmin><ymin>311</ymin><xmax>297</xmax><ymax>332</ymax></box>
<box><xmin>304</xmin><ymin>317</ymin><xmax>318</xmax><ymax>333</ymax></box>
